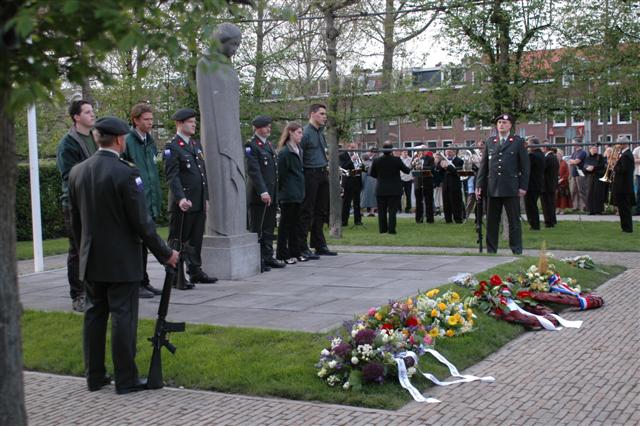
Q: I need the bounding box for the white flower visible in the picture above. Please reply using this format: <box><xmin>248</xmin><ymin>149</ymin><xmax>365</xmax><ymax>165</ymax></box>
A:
<box><xmin>351</xmin><ymin>329</ymin><xmax>357</xmax><ymax>338</ymax></box>
<box><xmin>321</xmin><ymin>349</ymin><xmax>330</xmax><ymax>357</ymax></box>
<box><xmin>317</xmin><ymin>368</ymin><xmax>327</xmax><ymax>378</ymax></box>
<box><xmin>327</xmin><ymin>375</ymin><xmax>340</xmax><ymax>386</ymax></box>
<box><xmin>382</xmin><ymin>334</ymin><xmax>389</xmax><ymax>343</ymax></box>
<box><xmin>331</xmin><ymin>337</ymin><xmax>342</xmax><ymax>348</ymax></box>
<box><xmin>407</xmin><ymin>367</ymin><xmax>416</xmax><ymax>377</ymax></box>
<box><xmin>328</xmin><ymin>360</ymin><xmax>337</xmax><ymax>369</ymax></box>
<box><xmin>343</xmin><ymin>381</ymin><xmax>351</xmax><ymax>390</ymax></box>
<box><xmin>351</xmin><ymin>356</ymin><xmax>359</xmax><ymax>364</ymax></box>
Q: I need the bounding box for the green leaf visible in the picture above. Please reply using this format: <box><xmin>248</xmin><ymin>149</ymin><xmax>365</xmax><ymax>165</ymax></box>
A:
<box><xmin>62</xmin><ymin>0</ymin><xmax>80</xmax><ymax>15</ymax></box>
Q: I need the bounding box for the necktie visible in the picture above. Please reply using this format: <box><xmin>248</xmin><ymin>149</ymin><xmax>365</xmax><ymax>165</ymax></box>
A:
<box><xmin>501</xmin><ymin>138</ymin><xmax>507</xmax><ymax>146</ymax></box>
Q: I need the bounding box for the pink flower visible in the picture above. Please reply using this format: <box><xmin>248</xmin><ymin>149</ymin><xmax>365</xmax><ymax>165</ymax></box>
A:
<box><xmin>423</xmin><ymin>335</ymin><xmax>433</xmax><ymax>346</ymax></box>
<box><xmin>368</xmin><ymin>307</ymin><xmax>377</xmax><ymax>317</ymax></box>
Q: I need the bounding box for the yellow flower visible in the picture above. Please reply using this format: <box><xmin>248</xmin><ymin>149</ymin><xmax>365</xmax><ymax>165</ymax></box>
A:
<box><xmin>402</xmin><ymin>329</ymin><xmax>409</xmax><ymax>337</ymax></box>
<box><xmin>466</xmin><ymin>308</ymin><xmax>474</xmax><ymax>319</ymax></box>
<box><xmin>430</xmin><ymin>309</ymin><xmax>439</xmax><ymax>318</ymax></box>
<box><xmin>453</xmin><ymin>313</ymin><xmax>462</xmax><ymax>323</ymax></box>
<box><xmin>446</xmin><ymin>329</ymin><xmax>455</xmax><ymax>337</ymax></box>
<box><xmin>375</xmin><ymin>312</ymin><xmax>383</xmax><ymax>321</ymax></box>
<box><xmin>447</xmin><ymin>316</ymin><xmax>458</xmax><ymax>326</ymax></box>
<box><xmin>426</xmin><ymin>289</ymin><xmax>440</xmax><ymax>298</ymax></box>
<box><xmin>406</xmin><ymin>298</ymin><xmax>413</xmax><ymax>306</ymax></box>
<box><xmin>450</xmin><ymin>292</ymin><xmax>460</xmax><ymax>302</ymax></box>
<box><xmin>428</xmin><ymin>327</ymin><xmax>440</xmax><ymax>337</ymax></box>
<box><xmin>437</xmin><ymin>302</ymin><xmax>447</xmax><ymax>311</ymax></box>
<box><xmin>469</xmin><ymin>319</ymin><xmax>474</xmax><ymax>326</ymax></box>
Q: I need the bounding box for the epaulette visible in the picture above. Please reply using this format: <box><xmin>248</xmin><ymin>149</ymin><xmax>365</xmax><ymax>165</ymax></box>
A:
<box><xmin>119</xmin><ymin>158</ymin><xmax>136</xmax><ymax>167</ymax></box>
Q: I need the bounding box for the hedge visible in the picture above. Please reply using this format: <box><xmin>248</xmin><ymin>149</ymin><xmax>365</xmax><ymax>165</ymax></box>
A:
<box><xmin>16</xmin><ymin>161</ymin><xmax>170</xmax><ymax>241</ymax></box>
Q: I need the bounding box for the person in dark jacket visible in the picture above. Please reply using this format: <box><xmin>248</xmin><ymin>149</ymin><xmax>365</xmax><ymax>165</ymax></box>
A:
<box><xmin>276</xmin><ymin>122</ymin><xmax>307</xmax><ymax>263</ymax></box>
<box><xmin>122</xmin><ymin>103</ymin><xmax>163</xmax><ymax>298</ymax></box>
<box><xmin>164</xmin><ymin>108</ymin><xmax>217</xmax><ymax>285</ymax></box>
<box><xmin>476</xmin><ymin>113</ymin><xmax>530</xmax><ymax>255</ymax></box>
<box><xmin>339</xmin><ymin>142</ymin><xmax>363</xmax><ymax>226</ymax></box>
<box><xmin>583</xmin><ymin>144</ymin><xmax>607</xmax><ymax>215</ymax></box>
<box><xmin>524</xmin><ymin>137</ymin><xmax>545</xmax><ymax>230</ymax></box>
<box><xmin>245</xmin><ymin>115</ymin><xmax>285</xmax><ymax>271</ymax></box>
<box><xmin>440</xmin><ymin>155</ymin><xmax>464</xmax><ymax>224</ymax></box>
<box><xmin>68</xmin><ymin>116</ymin><xmax>178</xmax><ymax>394</ymax></box>
<box><xmin>413</xmin><ymin>148</ymin><xmax>435</xmax><ymax>223</ymax></box>
<box><xmin>540</xmin><ymin>144</ymin><xmax>559</xmax><ymax>227</ymax></box>
<box><xmin>369</xmin><ymin>142</ymin><xmax>411</xmax><ymax>234</ymax></box>
<box><xmin>612</xmin><ymin>136</ymin><xmax>636</xmax><ymax>232</ymax></box>
<box><xmin>56</xmin><ymin>99</ymin><xmax>97</xmax><ymax>312</ymax></box>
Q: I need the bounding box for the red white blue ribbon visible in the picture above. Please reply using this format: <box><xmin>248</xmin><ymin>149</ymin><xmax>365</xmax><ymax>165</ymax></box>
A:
<box><xmin>548</xmin><ymin>274</ymin><xmax>588</xmax><ymax>310</ymax></box>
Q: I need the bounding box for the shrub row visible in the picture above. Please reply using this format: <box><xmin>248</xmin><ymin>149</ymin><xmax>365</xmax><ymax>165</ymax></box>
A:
<box><xmin>17</xmin><ymin>161</ymin><xmax>169</xmax><ymax>241</ymax></box>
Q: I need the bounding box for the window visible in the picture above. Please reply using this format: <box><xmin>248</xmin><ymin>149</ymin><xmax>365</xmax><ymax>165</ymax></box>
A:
<box><xmin>480</xmin><ymin>120</ymin><xmax>492</xmax><ymax>130</ymax></box>
<box><xmin>598</xmin><ymin>108</ymin><xmax>612</xmax><ymax>125</ymax></box>
<box><xmin>617</xmin><ymin>134</ymin><xmax>632</xmax><ymax>143</ymax></box>
<box><xmin>553</xmin><ymin>111</ymin><xmax>567</xmax><ymax>127</ymax></box>
<box><xmin>404</xmin><ymin>141</ymin><xmax>421</xmax><ymax>148</ymax></box>
<box><xmin>426</xmin><ymin>140</ymin><xmax>438</xmax><ymax>148</ymax></box>
<box><xmin>571</xmin><ymin>101</ymin><xmax>585</xmax><ymax>126</ymax></box>
<box><xmin>465</xmin><ymin>140</ymin><xmax>475</xmax><ymax>147</ymax></box>
<box><xmin>618</xmin><ymin>106</ymin><xmax>632</xmax><ymax>124</ymax></box>
<box><xmin>562</xmin><ymin>73</ymin><xmax>574</xmax><ymax>88</ymax></box>
<box><xmin>554</xmin><ymin>136</ymin><xmax>566</xmax><ymax>144</ymax></box>
<box><xmin>442</xmin><ymin>119</ymin><xmax>453</xmax><ymax>129</ymax></box>
<box><xmin>463</xmin><ymin>115</ymin><xmax>476</xmax><ymax>130</ymax></box>
<box><xmin>426</xmin><ymin>118</ymin><xmax>437</xmax><ymax>129</ymax></box>
<box><xmin>597</xmin><ymin>135</ymin><xmax>612</xmax><ymax>143</ymax></box>
<box><xmin>366</xmin><ymin>79</ymin><xmax>376</xmax><ymax>92</ymax></box>
<box><xmin>365</xmin><ymin>119</ymin><xmax>376</xmax><ymax>132</ymax></box>
<box><xmin>442</xmin><ymin>140</ymin><xmax>454</xmax><ymax>147</ymax></box>
<box><xmin>389</xmin><ymin>119</ymin><xmax>398</xmax><ymax>126</ymax></box>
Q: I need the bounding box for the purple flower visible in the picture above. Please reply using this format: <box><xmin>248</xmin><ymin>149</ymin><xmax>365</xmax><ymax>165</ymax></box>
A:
<box><xmin>362</xmin><ymin>362</ymin><xmax>385</xmax><ymax>384</ymax></box>
<box><xmin>334</xmin><ymin>342</ymin><xmax>352</xmax><ymax>358</ymax></box>
<box><xmin>354</xmin><ymin>329</ymin><xmax>376</xmax><ymax>346</ymax></box>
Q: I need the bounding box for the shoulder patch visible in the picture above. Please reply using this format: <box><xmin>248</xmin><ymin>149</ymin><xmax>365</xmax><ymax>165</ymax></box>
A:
<box><xmin>134</xmin><ymin>176</ymin><xmax>144</xmax><ymax>192</ymax></box>
<box><xmin>245</xmin><ymin>146</ymin><xmax>252</xmax><ymax>156</ymax></box>
<box><xmin>164</xmin><ymin>148</ymin><xmax>171</xmax><ymax>159</ymax></box>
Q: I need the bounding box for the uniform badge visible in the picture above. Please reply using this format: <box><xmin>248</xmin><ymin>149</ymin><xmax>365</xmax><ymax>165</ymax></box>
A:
<box><xmin>164</xmin><ymin>149</ymin><xmax>171</xmax><ymax>159</ymax></box>
<box><xmin>256</xmin><ymin>140</ymin><xmax>264</xmax><ymax>147</ymax></box>
<box><xmin>187</xmin><ymin>162</ymin><xmax>191</xmax><ymax>168</ymax></box>
<box><xmin>135</xmin><ymin>176</ymin><xmax>144</xmax><ymax>192</ymax></box>
<box><xmin>178</xmin><ymin>140</ymin><xmax>185</xmax><ymax>147</ymax></box>
<box><xmin>264</xmin><ymin>161</ymin><xmax>267</xmax><ymax>166</ymax></box>
<box><xmin>245</xmin><ymin>146</ymin><xmax>252</xmax><ymax>156</ymax></box>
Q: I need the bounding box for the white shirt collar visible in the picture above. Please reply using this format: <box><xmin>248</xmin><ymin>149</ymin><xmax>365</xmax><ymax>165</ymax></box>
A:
<box><xmin>99</xmin><ymin>147</ymin><xmax>120</xmax><ymax>156</ymax></box>
<box><xmin>177</xmin><ymin>131</ymin><xmax>190</xmax><ymax>144</ymax></box>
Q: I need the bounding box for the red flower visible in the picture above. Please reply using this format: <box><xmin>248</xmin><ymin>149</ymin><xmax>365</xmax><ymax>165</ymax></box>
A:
<box><xmin>405</xmin><ymin>317</ymin><xmax>419</xmax><ymax>327</ymax></box>
<box><xmin>499</xmin><ymin>296</ymin><xmax>507</xmax><ymax>305</ymax></box>
<box><xmin>490</xmin><ymin>274</ymin><xmax>502</xmax><ymax>286</ymax></box>
<box><xmin>494</xmin><ymin>307</ymin><xmax>504</xmax><ymax>316</ymax></box>
<box><xmin>381</xmin><ymin>323</ymin><xmax>394</xmax><ymax>330</ymax></box>
<box><xmin>517</xmin><ymin>291</ymin><xmax>532</xmax><ymax>299</ymax></box>
<box><xmin>474</xmin><ymin>290</ymin><xmax>484</xmax><ymax>297</ymax></box>
<box><xmin>479</xmin><ymin>280</ymin><xmax>488</xmax><ymax>289</ymax></box>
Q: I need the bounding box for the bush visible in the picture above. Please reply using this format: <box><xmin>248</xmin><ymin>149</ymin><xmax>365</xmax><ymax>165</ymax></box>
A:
<box><xmin>16</xmin><ymin>161</ymin><xmax>169</xmax><ymax>241</ymax></box>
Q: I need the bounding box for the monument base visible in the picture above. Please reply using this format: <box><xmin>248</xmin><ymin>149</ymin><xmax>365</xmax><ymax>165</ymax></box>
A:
<box><xmin>201</xmin><ymin>233</ymin><xmax>261</xmax><ymax>280</ymax></box>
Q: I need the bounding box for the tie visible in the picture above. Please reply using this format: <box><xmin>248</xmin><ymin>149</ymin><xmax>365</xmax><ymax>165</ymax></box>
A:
<box><xmin>500</xmin><ymin>138</ymin><xmax>507</xmax><ymax>146</ymax></box>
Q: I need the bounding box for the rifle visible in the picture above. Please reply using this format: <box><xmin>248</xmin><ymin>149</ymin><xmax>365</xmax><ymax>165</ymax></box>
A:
<box><xmin>146</xmin><ymin>265</ymin><xmax>186</xmax><ymax>389</ymax></box>
<box><xmin>476</xmin><ymin>195</ymin><xmax>484</xmax><ymax>253</ymax></box>
<box><xmin>171</xmin><ymin>210</ymin><xmax>193</xmax><ymax>290</ymax></box>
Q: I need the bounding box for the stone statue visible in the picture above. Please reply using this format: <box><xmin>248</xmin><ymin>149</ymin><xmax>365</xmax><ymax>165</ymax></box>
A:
<box><xmin>196</xmin><ymin>22</ymin><xmax>246</xmax><ymax>237</ymax></box>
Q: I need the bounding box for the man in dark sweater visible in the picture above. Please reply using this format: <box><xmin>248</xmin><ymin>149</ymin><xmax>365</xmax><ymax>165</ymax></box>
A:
<box><xmin>56</xmin><ymin>99</ymin><xmax>97</xmax><ymax>312</ymax></box>
<box><xmin>525</xmin><ymin>137</ymin><xmax>545</xmax><ymax>230</ymax></box>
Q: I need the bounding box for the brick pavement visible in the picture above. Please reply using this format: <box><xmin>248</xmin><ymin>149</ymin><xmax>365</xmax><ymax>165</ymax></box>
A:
<box><xmin>23</xmin><ymin>249</ymin><xmax>639</xmax><ymax>425</ymax></box>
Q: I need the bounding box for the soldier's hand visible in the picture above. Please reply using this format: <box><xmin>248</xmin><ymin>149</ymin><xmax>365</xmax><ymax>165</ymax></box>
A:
<box><xmin>166</xmin><ymin>250</ymin><xmax>179</xmax><ymax>268</ymax></box>
<box><xmin>179</xmin><ymin>198</ymin><xmax>192</xmax><ymax>211</ymax></box>
<box><xmin>518</xmin><ymin>189</ymin><xmax>527</xmax><ymax>197</ymax></box>
<box><xmin>261</xmin><ymin>193</ymin><xmax>272</xmax><ymax>206</ymax></box>
<box><xmin>475</xmin><ymin>188</ymin><xmax>482</xmax><ymax>199</ymax></box>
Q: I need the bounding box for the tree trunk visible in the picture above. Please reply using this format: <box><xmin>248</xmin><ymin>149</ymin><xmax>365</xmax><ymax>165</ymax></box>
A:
<box><xmin>253</xmin><ymin>1</ymin><xmax>266</xmax><ymax>101</ymax></box>
<box><xmin>324</xmin><ymin>9</ymin><xmax>342</xmax><ymax>238</ymax></box>
<box><xmin>376</xmin><ymin>0</ymin><xmax>395</xmax><ymax>145</ymax></box>
<box><xmin>0</xmin><ymin>89</ymin><xmax>27</xmax><ymax>425</ymax></box>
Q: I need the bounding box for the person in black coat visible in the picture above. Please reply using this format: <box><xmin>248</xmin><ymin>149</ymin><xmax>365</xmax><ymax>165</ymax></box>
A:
<box><xmin>339</xmin><ymin>143</ymin><xmax>363</xmax><ymax>226</ymax></box>
<box><xmin>583</xmin><ymin>144</ymin><xmax>607</xmax><ymax>215</ymax></box>
<box><xmin>524</xmin><ymin>137</ymin><xmax>545</xmax><ymax>230</ymax></box>
<box><xmin>164</xmin><ymin>108</ymin><xmax>216</xmax><ymax>284</ymax></box>
<box><xmin>245</xmin><ymin>115</ymin><xmax>285</xmax><ymax>271</ymax></box>
<box><xmin>612</xmin><ymin>137</ymin><xmax>636</xmax><ymax>232</ymax></box>
<box><xmin>439</xmin><ymin>156</ymin><xmax>464</xmax><ymax>223</ymax></box>
<box><xmin>369</xmin><ymin>142</ymin><xmax>411</xmax><ymax>233</ymax></box>
<box><xmin>476</xmin><ymin>114</ymin><xmax>530</xmax><ymax>255</ymax></box>
<box><xmin>540</xmin><ymin>144</ymin><xmax>559</xmax><ymax>227</ymax></box>
<box><xmin>276</xmin><ymin>122</ymin><xmax>307</xmax><ymax>263</ymax></box>
<box><xmin>68</xmin><ymin>117</ymin><xmax>178</xmax><ymax>394</ymax></box>
<box><xmin>413</xmin><ymin>149</ymin><xmax>435</xmax><ymax>223</ymax></box>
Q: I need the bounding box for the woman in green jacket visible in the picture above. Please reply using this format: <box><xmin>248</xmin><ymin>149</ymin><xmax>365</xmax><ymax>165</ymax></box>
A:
<box><xmin>276</xmin><ymin>122</ymin><xmax>307</xmax><ymax>263</ymax></box>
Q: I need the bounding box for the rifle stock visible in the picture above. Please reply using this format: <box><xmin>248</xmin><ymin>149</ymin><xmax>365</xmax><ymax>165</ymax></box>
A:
<box><xmin>147</xmin><ymin>266</ymin><xmax>185</xmax><ymax>389</ymax></box>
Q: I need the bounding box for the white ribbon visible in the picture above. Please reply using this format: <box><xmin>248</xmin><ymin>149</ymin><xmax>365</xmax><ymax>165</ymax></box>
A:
<box><xmin>505</xmin><ymin>300</ymin><xmax>582</xmax><ymax>330</ymax></box>
<box><xmin>394</xmin><ymin>349</ymin><xmax>494</xmax><ymax>403</ymax></box>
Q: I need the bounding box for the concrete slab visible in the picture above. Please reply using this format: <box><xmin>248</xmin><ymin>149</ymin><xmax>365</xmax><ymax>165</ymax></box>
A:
<box><xmin>19</xmin><ymin>252</ymin><xmax>514</xmax><ymax>332</ymax></box>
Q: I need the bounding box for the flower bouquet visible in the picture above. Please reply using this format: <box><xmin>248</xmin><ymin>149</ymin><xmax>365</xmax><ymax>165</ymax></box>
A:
<box><xmin>415</xmin><ymin>289</ymin><xmax>476</xmax><ymax>338</ymax></box>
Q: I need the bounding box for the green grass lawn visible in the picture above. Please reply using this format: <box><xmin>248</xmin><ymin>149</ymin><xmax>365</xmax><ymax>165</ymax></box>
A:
<box><xmin>22</xmin><ymin>258</ymin><xmax>624</xmax><ymax>409</ymax></box>
<box><xmin>16</xmin><ymin>218</ymin><xmax>638</xmax><ymax>261</ymax></box>
<box><xmin>331</xmin><ymin>216</ymin><xmax>639</xmax><ymax>252</ymax></box>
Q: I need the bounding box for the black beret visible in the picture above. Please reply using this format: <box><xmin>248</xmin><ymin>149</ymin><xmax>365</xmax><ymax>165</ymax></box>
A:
<box><xmin>94</xmin><ymin>117</ymin><xmax>130</xmax><ymax>136</ymax></box>
<box><xmin>251</xmin><ymin>115</ymin><xmax>272</xmax><ymax>128</ymax></box>
<box><xmin>171</xmin><ymin>108</ymin><xmax>197</xmax><ymax>121</ymax></box>
<box><xmin>494</xmin><ymin>113</ymin><xmax>514</xmax><ymax>124</ymax></box>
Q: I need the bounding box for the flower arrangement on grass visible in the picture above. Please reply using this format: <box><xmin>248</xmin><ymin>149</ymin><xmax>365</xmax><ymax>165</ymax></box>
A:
<box><xmin>316</xmin><ymin>293</ymin><xmax>477</xmax><ymax>390</ymax></box>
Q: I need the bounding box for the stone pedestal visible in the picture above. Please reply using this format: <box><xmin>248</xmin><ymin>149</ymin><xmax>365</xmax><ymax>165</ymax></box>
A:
<box><xmin>200</xmin><ymin>233</ymin><xmax>260</xmax><ymax>280</ymax></box>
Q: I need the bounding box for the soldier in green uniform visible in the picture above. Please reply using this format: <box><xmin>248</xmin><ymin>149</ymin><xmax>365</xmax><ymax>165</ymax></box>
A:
<box><xmin>122</xmin><ymin>103</ymin><xmax>163</xmax><ymax>298</ymax></box>
<box><xmin>56</xmin><ymin>99</ymin><xmax>97</xmax><ymax>312</ymax></box>
<box><xmin>476</xmin><ymin>113</ymin><xmax>530</xmax><ymax>254</ymax></box>
<box><xmin>164</xmin><ymin>108</ymin><xmax>217</xmax><ymax>284</ymax></box>
<box><xmin>245</xmin><ymin>115</ymin><xmax>285</xmax><ymax>271</ymax></box>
